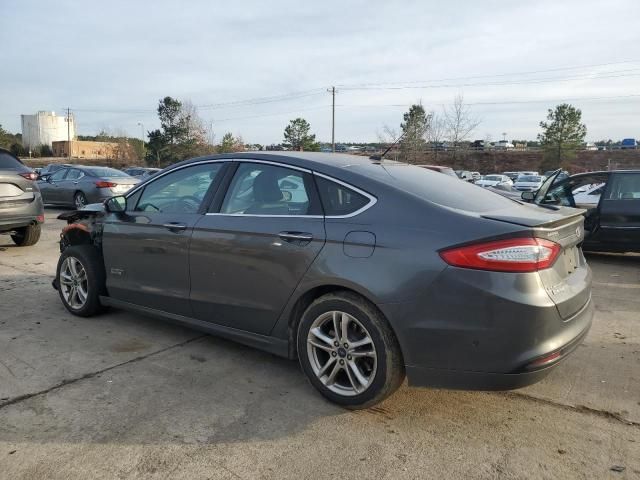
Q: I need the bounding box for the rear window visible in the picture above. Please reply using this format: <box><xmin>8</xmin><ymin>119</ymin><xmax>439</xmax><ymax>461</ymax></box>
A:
<box><xmin>0</xmin><ymin>151</ymin><xmax>24</xmax><ymax>169</ymax></box>
<box><xmin>84</xmin><ymin>167</ymin><xmax>129</xmax><ymax>177</ymax></box>
<box><xmin>484</xmin><ymin>175</ymin><xmax>502</xmax><ymax>181</ymax></box>
<box><xmin>382</xmin><ymin>164</ymin><xmax>517</xmax><ymax>212</ymax></box>
<box><xmin>316</xmin><ymin>177</ymin><xmax>370</xmax><ymax>216</ymax></box>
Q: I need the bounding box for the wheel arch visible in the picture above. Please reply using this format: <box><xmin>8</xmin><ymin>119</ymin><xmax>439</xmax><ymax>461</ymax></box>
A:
<box><xmin>280</xmin><ymin>282</ymin><xmax>397</xmax><ymax>360</ymax></box>
<box><xmin>60</xmin><ymin>223</ymin><xmax>93</xmax><ymax>251</ymax></box>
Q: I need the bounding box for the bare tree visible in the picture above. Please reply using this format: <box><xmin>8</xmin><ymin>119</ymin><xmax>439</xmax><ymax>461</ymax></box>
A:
<box><xmin>444</xmin><ymin>93</ymin><xmax>480</xmax><ymax>160</ymax></box>
<box><xmin>425</xmin><ymin>112</ymin><xmax>446</xmax><ymax>161</ymax></box>
<box><xmin>376</xmin><ymin>124</ymin><xmax>400</xmax><ymax>160</ymax></box>
<box><xmin>180</xmin><ymin>100</ymin><xmax>208</xmax><ymax>145</ymax></box>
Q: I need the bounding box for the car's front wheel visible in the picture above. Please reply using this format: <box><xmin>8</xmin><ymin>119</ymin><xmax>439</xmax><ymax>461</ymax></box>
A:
<box><xmin>56</xmin><ymin>245</ymin><xmax>105</xmax><ymax>317</ymax></box>
<box><xmin>297</xmin><ymin>292</ymin><xmax>405</xmax><ymax>409</ymax></box>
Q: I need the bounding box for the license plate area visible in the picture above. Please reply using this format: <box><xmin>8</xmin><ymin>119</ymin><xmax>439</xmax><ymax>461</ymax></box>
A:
<box><xmin>560</xmin><ymin>246</ymin><xmax>580</xmax><ymax>275</ymax></box>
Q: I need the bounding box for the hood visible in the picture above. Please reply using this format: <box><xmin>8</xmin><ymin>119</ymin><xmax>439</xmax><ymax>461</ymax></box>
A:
<box><xmin>57</xmin><ymin>202</ymin><xmax>105</xmax><ymax>221</ymax></box>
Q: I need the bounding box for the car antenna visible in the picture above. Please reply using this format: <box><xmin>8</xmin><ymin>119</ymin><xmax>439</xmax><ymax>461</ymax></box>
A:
<box><xmin>369</xmin><ymin>131</ymin><xmax>407</xmax><ymax>162</ymax></box>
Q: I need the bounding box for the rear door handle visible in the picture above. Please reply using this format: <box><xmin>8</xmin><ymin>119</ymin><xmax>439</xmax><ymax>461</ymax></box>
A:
<box><xmin>163</xmin><ymin>222</ymin><xmax>187</xmax><ymax>232</ymax></box>
<box><xmin>279</xmin><ymin>231</ymin><xmax>313</xmax><ymax>244</ymax></box>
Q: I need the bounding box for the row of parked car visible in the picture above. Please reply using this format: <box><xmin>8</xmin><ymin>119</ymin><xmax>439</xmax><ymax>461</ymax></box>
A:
<box><xmin>0</xmin><ymin>151</ymin><xmax>162</xmax><ymax>246</ymax></box>
<box><xmin>422</xmin><ymin>163</ymin><xmax>639</xmax><ymax>252</ymax></box>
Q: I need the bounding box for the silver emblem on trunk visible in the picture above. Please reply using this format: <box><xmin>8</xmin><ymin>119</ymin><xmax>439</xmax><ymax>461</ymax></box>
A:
<box><xmin>575</xmin><ymin>226</ymin><xmax>582</xmax><ymax>239</ymax></box>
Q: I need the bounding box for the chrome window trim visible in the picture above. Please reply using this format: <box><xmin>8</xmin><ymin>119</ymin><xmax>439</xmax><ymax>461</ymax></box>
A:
<box><xmin>125</xmin><ymin>159</ymin><xmax>228</xmax><ymax>199</ymax></box>
<box><xmin>205</xmin><ymin>213</ymin><xmax>324</xmax><ymax>218</ymax></box>
<box><xmin>312</xmin><ymin>172</ymin><xmax>377</xmax><ymax>219</ymax></box>
<box><xmin>125</xmin><ymin>156</ymin><xmax>377</xmax><ymax>219</ymax></box>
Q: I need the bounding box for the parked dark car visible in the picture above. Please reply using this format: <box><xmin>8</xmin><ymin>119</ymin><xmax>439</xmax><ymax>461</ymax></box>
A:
<box><xmin>39</xmin><ymin>165</ymin><xmax>140</xmax><ymax>208</ymax></box>
<box><xmin>417</xmin><ymin>165</ymin><xmax>458</xmax><ymax>178</ymax></box>
<box><xmin>522</xmin><ymin>169</ymin><xmax>640</xmax><ymax>252</ymax></box>
<box><xmin>54</xmin><ymin>152</ymin><xmax>592</xmax><ymax>408</ymax></box>
<box><xmin>470</xmin><ymin>140</ymin><xmax>485</xmax><ymax>151</ymax></box>
<box><xmin>123</xmin><ymin>167</ymin><xmax>161</xmax><ymax>179</ymax></box>
<box><xmin>0</xmin><ymin>148</ymin><xmax>44</xmax><ymax>246</ymax></box>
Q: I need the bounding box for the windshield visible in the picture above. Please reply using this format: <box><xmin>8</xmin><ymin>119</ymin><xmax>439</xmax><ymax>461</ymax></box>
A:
<box><xmin>85</xmin><ymin>167</ymin><xmax>130</xmax><ymax>178</ymax></box>
<box><xmin>518</xmin><ymin>176</ymin><xmax>541</xmax><ymax>182</ymax></box>
<box><xmin>484</xmin><ymin>175</ymin><xmax>502</xmax><ymax>181</ymax></box>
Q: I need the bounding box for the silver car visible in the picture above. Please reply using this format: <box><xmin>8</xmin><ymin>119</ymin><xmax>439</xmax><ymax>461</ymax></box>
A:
<box><xmin>39</xmin><ymin>166</ymin><xmax>139</xmax><ymax>208</ymax></box>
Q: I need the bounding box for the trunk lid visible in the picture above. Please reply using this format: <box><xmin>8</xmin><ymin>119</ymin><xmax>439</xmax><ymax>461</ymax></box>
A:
<box><xmin>0</xmin><ymin>168</ymin><xmax>37</xmax><ymax>207</ymax></box>
<box><xmin>483</xmin><ymin>203</ymin><xmax>591</xmax><ymax>320</ymax></box>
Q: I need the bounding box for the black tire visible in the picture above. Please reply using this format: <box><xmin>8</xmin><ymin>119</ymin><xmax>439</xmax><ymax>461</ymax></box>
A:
<box><xmin>297</xmin><ymin>291</ymin><xmax>405</xmax><ymax>409</ymax></box>
<box><xmin>74</xmin><ymin>191</ymin><xmax>87</xmax><ymax>209</ymax></box>
<box><xmin>11</xmin><ymin>223</ymin><xmax>41</xmax><ymax>246</ymax></box>
<box><xmin>56</xmin><ymin>244</ymin><xmax>106</xmax><ymax>317</ymax></box>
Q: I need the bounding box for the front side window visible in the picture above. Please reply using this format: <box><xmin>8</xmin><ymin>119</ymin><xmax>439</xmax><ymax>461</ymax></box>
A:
<box><xmin>135</xmin><ymin>163</ymin><xmax>223</xmax><ymax>214</ymax></box>
<box><xmin>315</xmin><ymin>177</ymin><xmax>370</xmax><ymax>216</ymax></box>
<box><xmin>49</xmin><ymin>169</ymin><xmax>68</xmax><ymax>182</ymax></box>
<box><xmin>221</xmin><ymin>163</ymin><xmax>313</xmax><ymax>215</ymax></box>
<box><xmin>605</xmin><ymin>174</ymin><xmax>640</xmax><ymax>200</ymax></box>
<box><xmin>66</xmin><ymin>169</ymin><xmax>83</xmax><ymax>180</ymax></box>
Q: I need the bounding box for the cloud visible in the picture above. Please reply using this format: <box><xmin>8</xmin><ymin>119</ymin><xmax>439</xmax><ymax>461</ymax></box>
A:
<box><xmin>1</xmin><ymin>0</ymin><xmax>639</xmax><ymax>143</ymax></box>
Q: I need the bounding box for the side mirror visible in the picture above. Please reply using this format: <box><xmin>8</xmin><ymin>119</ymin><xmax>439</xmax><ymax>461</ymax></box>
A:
<box><xmin>105</xmin><ymin>195</ymin><xmax>126</xmax><ymax>213</ymax></box>
<box><xmin>521</xmin><ymin>191</ymin><xmax>535</xmax><ymax>202</ymax></box>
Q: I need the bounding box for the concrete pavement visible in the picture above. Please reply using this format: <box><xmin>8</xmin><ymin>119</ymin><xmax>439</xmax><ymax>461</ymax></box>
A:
<box><xmin>0</xmin><ymin>208</ymin><xmax>638</xmax><ymax>479</ymax></box>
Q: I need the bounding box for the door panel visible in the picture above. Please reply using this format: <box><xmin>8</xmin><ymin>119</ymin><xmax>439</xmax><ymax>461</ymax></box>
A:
<box><xmin>40</xmin><ymin>169</ymin><xmax>68</xmax><ymax>204</ymax></box>
<box><xmin>598</xmin><ymin>173</ymin><xmax>640</xmax><ymax>249</ymax></box>
<box><xmin>189</xmin><ymin>215</ymin><xmax>326</xmax><ymax>334</ymax></box>
<box><xmin>188</xmin><ymin>161</ymin><xmax>326</xmax><ymax>334</ymax></box>
<box><xmin>102</xmin><ymin>162</ymin><xmax>226</xmax><ymax>315</ymax></box>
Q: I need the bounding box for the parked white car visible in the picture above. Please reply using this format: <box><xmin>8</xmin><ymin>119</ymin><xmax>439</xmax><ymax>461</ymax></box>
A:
<box><xmin>573</xmin><ymin>183</ymin><xmax>605</xmax><ymax>206</ymax></box>
<box><xmin>514</xmin><ymin>175</ymin><xmax>544</xmax><ymax>192</ymax></box>
<box><xmin>476</xmin><ymin>174</ymin><xmax>513</xmax><ymax>188</ymax></box>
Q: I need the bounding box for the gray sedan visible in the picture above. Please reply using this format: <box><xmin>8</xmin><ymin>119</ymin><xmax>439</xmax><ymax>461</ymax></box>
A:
<box><xmin>54</xmin><ymin>152</ymin><xmax>592</xmax><ymax>408</ymax></box>
<box><xmin>39</xmin><ymin>166</ymin><xmax>139</xmax><ymax>208</ymax></box>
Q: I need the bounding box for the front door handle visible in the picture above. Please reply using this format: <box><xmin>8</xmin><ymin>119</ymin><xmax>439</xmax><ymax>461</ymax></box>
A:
<box><xmin>279</xmin><ymin>231</ymin><xmax>313</xmax><ymax>244</ymax></box>
<box><xmin>163</xmin><ymin>222</ymin><xmax>187</xmax><ymax>232</ymax></box>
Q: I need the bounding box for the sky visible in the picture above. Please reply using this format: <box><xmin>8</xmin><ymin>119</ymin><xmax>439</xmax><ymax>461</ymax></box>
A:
<box><xmin>1</xmin><ymin>0</ymin><xmax>639</xmax><ymax>145</ymax></box>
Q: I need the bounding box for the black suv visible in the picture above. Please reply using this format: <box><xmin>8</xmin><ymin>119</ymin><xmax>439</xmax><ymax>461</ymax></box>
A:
<box><xmin>523</xmin><ymin>169</ymin><xmax>640</xmax><ymax>252</ymax></box>
<box><xmin>0</xmin><ymin>148</ymin><xmax>44</xmax><ymax>246</ymax></box>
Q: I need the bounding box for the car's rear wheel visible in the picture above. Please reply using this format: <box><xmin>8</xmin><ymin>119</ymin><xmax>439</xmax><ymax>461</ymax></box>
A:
<box><xmin>11</xmin><ymin>223</ymin><xmax>41</xmax><ymax>246</ymax></box>
<box><xmin>56</xmin><ymin>245</ymin><xmax>105</xmax><ymax>317</ymax></box>
<box><xmin>297</xmin><ymin>292</ymin><xmax>405</xmax><ymax>409</ymax></box>
<box><xmin>74</xmin><ymin>191</ymin><xmax>87</xmax><ymax>209</ymax></box>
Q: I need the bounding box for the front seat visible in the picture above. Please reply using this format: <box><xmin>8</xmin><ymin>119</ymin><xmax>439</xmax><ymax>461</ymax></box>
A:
<box><xmin>244</xmin><ymin>171</ymin><xmax>289</xmax><ymax>215</ymax></box>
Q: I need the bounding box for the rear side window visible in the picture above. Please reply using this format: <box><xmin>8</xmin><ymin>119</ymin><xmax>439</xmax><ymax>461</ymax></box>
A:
<box><xmin>605</xmin><ymin>174</ymin><xmax>640</xmax><ymax>200</ymax></box>
<box><xmin>0</xmin><ymin>152</ymin><xmax>23</xmax><ymax>168</ymax></box>
<box><xmin>315</xmin><ymin>177</ymin><xmax>370</xmax><ymax>216</ymax></box>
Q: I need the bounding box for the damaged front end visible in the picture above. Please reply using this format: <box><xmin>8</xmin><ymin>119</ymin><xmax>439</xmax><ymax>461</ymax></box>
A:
<box><xmin>57</xmin><ymin>203</ymin><xmax>105</xmax><ymax>253</ymax></box>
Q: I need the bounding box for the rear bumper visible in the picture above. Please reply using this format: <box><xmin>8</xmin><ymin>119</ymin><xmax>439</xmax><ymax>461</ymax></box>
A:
<box><xmin>405</xmin><ymin>300</ymin><xmax>592</xmax><ymax>390</ymax></box>
<box><xmin>0</xmin><ymin>194</ymin><xmax>44</xmax><ymax>232</ymax></box>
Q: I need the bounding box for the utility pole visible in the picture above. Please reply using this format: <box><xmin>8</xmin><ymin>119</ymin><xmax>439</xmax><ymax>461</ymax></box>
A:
<box><xmin>137</xmin><ymin>122</ymin><xmax>145</xmax><ymax>160</ymax></box>
<box><xmin>327</xmin><ymin>86</ymin><xmax>336</xmax><ymax>152</ymax></box>
<box><xmin>66</xmin><ymin>107</ymin><xmax>72</xmax><ymax>160</ymax></box>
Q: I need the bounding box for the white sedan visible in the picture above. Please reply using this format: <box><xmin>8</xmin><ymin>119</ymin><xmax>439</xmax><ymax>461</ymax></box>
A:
<box><xmin>475</xmin><ymin>174</ymin><xmax>513</xmax><ymax>188</ymax></box>
<box><xmin>514</xmin><ymin>175</ymin><xmax>544</xmax><ymax>192</ymax></box>
<box><xmin>573</xmin><ymin>183</ymin><xmax>605</xmax><ymax>206</ymax></box>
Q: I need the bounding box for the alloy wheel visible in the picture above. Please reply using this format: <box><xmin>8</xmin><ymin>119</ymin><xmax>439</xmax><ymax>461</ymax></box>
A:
<box><xmin>59</xmin><ymin>257</ymin><xmax>89</xmax><ymax>310</ymax></box>
<box><xmin>306</xmin><ymin>310</ymin><xmax>377</xmax><ymax>396</ymax></box>
<box><xmin>75</xmin><ymin>193</ymin><xmax>86</xmax><ymax>208</ymax></box>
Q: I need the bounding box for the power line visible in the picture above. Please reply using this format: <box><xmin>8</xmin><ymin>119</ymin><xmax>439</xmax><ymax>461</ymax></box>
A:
<box><xmin>339</xmin><ymin>70</ymin><xmax>640</xmax><ymax>91</ymax></box>
<box><xmin>335</xmin><ymin>60</ymin><xmax>640</xmax><ymax>88</ymax></box>
<box><xmin>336</xmin><ymin>93</ymin><xmax>640</xmax><ymax>108</ymax></box>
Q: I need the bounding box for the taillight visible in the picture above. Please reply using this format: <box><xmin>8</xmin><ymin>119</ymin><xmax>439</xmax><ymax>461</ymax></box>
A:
<box><xmin>439</xmin><ymin>237</ymin><xmax>561</xmax><ymax>273</ymax></box>
<box><xmin>19</xmin><ymin>172</ymin><xmax>39</xmax><ymax>181</ymax></box>
<box><xmin>95</xmin><ymin>181</ymin><xmax>117</xmax><ymax>188</ymax></box>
